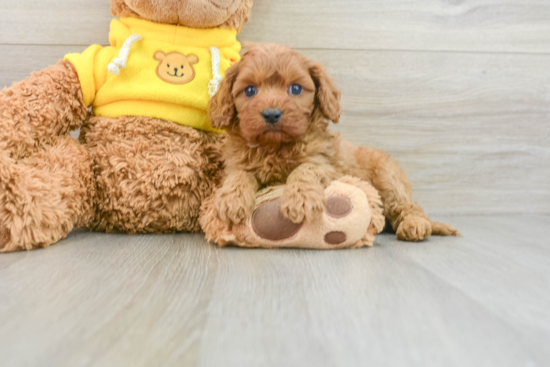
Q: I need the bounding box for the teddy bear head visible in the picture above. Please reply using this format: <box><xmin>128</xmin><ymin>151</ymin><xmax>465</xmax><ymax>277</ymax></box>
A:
<box><xmin>110</xmin><ymin>0</ymin><xmax>253</xmax><ymax>31</ymax></box>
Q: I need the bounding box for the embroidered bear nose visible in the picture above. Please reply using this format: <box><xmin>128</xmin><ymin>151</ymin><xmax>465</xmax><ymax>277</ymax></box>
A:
<box><xmin>174</xmin><ymin>67</ymin><xmax>179</xmax><ymax>74</ymax></box>
<box><xmin>262</xmin><ymin>108</ymin><xmax>283</xmax><ymax>124</ymax></box>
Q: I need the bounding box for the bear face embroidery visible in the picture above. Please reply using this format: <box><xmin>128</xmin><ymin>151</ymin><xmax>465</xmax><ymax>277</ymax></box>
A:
<box><xmin>154</xmin><ymin>51</ymin><xmax>199</xmax><ymax>85</ymax></box>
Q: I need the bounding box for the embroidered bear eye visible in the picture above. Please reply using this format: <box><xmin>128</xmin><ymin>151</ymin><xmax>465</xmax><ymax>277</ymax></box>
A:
<box><xmin>167</xmin><ymin>64</ymin><xmax>170</xmax><ymax>68</ymax></box>
<box><xmin>289</xmin><ymin>84</ymin><xmax>302</xmax><ymax>96</ymax></box>
<box><xmin>181</xmin><ymin>65</ymin><xmax>184</xmax><ymax>69</ymax></box>
<box><xmin>244</xmin><ymin>86</ymin><xmax>258</xmax><ymax>98</ymax></box>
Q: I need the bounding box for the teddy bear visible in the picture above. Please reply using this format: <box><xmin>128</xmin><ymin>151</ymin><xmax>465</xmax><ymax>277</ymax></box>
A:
<box><xmin>0</xmin><ymin>0</ymin><xmax>254</xmax><ymax>252</ymax></box>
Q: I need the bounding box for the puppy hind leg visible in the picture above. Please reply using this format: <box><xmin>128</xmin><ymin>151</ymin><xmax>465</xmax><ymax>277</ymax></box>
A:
<box><xmin>432</xmin><ymin>221</ymin><xmax>462</xmax><ymax>237</ymax></box>
<box><xmin>353</xmin><ymin>147</ymin><xmax>459</xmax><ymax>241</ymax></box>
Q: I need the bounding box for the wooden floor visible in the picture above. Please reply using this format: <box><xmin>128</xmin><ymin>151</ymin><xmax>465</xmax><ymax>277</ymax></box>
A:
<box><xmin>0</xmin><ymin>215</ymin><xmax>548</xmax><ymax>367</ymax></box>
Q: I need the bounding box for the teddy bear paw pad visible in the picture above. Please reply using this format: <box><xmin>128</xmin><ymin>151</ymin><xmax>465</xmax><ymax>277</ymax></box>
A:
<box><xmin>252</xmin><ymin>198</ymin><xmax>303</xmax><ymax>241</ymax></box>
<box><xmin>326</xmin><ymin>195</ymin><xmax>352</xmax><ymax>218</ymax></box>
<box><xmin>324</xmin><ymin>231</ymin><xmax>347</xmax><ymax>245</ymax></box>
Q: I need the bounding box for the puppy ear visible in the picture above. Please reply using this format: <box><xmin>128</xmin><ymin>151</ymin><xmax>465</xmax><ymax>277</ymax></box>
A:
<box><xmin>209</xmin><ymin>64</ymin><xmax>239</xmax><ymax>129</ymax></box>
<box><xmin>308</xmin><ymin>61</ymin><xmax>342</xmax><ymax>123</ymax></box>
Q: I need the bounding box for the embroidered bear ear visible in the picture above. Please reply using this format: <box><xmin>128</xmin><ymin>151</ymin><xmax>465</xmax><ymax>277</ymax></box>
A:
<box><xmin>154</xmin><ymin>51</ymin><xmax>166</xmax><ymax>61</ymax></box>
<box><xmin>186</xmin><ymin>54</ymin><xmax>199</xmax><ymax>64</ymax></box>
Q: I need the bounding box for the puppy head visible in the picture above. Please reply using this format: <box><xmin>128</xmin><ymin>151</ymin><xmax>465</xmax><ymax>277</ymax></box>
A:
<box><xmin>209</xmin><ymin>43</ymin><xmax>341</xmax><ymax>147</ymax></box>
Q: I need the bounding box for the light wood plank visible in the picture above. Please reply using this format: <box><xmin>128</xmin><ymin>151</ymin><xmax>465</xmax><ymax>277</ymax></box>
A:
<box><xmin>0</xmin><ymin>216</ymin><xmax>549</xmax><ymax>366</ymax></box>
<box><xmin>2</xmin><ymin>0</ymin><xmax>550</xmax><ymax>54</ymax></box>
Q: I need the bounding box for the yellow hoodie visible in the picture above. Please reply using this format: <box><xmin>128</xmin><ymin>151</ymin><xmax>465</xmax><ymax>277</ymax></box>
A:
<box><xmin>64</xmin><ymin>17</ymin><xmax>241</xmax><ymax>132</ymax></box>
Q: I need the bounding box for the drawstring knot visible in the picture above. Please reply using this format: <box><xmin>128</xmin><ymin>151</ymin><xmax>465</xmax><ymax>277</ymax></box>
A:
<box><xmin>107</xmin><ymin>34</ymin><xmax>143</xmax><ymax>75</ymax></box>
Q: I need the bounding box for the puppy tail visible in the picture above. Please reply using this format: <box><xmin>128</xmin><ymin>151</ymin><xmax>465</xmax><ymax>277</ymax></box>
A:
<box><xmin>431</xmin><ymin>221</ymin><xmax>462</xmax><ymax>237</ymax></box>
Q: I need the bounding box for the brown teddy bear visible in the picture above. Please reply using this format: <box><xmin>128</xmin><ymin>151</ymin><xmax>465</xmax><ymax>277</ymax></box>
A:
<box><xmin>0</xmin><ymin>0</ymin><xmax>253</xmax><ymax>252</ymax></box>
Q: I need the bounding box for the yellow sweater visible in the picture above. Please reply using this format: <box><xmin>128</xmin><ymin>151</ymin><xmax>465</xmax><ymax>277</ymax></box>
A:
<box><xmin>64</xmin><ymin>17</ymin><xmax>241</xmax><ymax>132</ymax></box>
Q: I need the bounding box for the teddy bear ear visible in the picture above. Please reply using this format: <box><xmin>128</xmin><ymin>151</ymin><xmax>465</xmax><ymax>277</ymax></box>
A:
<box><xmin>187</xmin><ymin>54</ymin><xmax>199</xmax><ymax>64</ymax></box>
<box><xmin>154</xmin><ymin>51</ymin><xmax>166</xmax><ymax>61</ymax></box>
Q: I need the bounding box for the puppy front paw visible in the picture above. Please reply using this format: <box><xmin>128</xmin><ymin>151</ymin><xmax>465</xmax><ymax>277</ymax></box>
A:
<box><xmin>280</xmin><ymin>184</ymin><xmax>326</xmax><ymax>224</ymax></box>
<box><xmin>214</xmin><ymin>189</ymin><xmax>256</xmax><ymax>225</ymax></box>
<box><xmin>396</xmin><ymin>215</ymin><xmax>432</xmax><ymax>242</ymax></box>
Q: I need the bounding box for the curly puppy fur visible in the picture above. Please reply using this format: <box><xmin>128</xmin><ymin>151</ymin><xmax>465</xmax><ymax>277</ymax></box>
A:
<box><xmin>208</xmin><ymin>43</ymin><xmax>460</xmax><ymax>241</ymax></box>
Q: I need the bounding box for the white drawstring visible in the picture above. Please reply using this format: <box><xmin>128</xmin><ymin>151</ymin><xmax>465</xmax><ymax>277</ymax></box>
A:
<box><xmin>208</xmin><ymin>46</ymin><xmax>223</xmax><ymax>98</ymax></box>
<box><xmin>107</xmin><ymin>34</ymin><xmax>143</xmax><ymax>75</ymax></box>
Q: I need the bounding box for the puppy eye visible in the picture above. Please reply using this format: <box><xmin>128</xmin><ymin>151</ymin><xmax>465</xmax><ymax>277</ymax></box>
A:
<box><xmin>289</xmin><ymin>84</ymin><xmax>303</xmax><ymax>96</ymax></box>
<box><xmin>244</xmin><ymin>86</ymin><xmax>258</xmax><ymax>98</ymax></box>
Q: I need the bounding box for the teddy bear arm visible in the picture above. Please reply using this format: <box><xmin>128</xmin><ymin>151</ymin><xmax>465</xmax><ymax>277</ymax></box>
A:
<box><xmin>0</xmin><ymin>60</ymin><xmax>88</xmax><ymax>160</ymax></box>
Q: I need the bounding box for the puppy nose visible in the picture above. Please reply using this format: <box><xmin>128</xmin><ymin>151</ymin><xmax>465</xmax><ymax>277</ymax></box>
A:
<box><xmin>262</xmin><ymin>108</ymin><xmax>283</xmax><ymax>124</ymax></box>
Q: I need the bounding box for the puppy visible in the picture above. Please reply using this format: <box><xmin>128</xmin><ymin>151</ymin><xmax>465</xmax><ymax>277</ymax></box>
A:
<box><xmin>208</xmin><ymin>43</ymin><xmax>459</xmax><ymax>241</ymax></box>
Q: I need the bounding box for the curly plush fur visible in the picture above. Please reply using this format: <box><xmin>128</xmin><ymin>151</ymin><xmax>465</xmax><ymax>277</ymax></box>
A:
<box><xmin>82</xmin><ymin>116</ymin><xmax>224</xmax><ymax>234</ymax></box>
<box><xmin>0</xmin><ymin>0</ymin><xmax>252</xmax><ymax>252</ymax></box>
<box><xmin>208</xmin><ymin>43</ymin><xmax>460</xmax><ymax>241</ymax></box>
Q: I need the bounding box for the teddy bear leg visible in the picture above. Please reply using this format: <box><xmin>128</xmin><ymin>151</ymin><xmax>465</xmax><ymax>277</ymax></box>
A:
<box><xmin>0</xmin><ymin>60</ymin><xmax>87</xmax><ymax>160</ymax></box>
<box><xmin>83</xmin><ymin>116</ymin><xmax>223</xmax><ymax>234</ymax></box>
<box><xmin>201</xmin><ymin>176</ymin><xmax>385</xmax><ymax>249</ymax></box>
<box><xmin>0</xmin><ymin>136</ymin><xmax>95</xmax><ymax>252</ymax></box>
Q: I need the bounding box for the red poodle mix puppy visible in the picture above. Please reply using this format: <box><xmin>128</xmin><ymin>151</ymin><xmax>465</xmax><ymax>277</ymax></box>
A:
<box><xmin>208</xmin><ymin>43</ymin><xmax>459</xmax><ymax>241</ymax></box>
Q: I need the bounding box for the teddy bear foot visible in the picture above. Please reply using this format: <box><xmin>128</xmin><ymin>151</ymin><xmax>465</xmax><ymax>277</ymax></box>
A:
<box><xmin>202</xmin><ymin>176</ymin><xmax>385</xmax><ymax>250</ymax></box>
<box><xmin>251</xmin><ymin>192</ymin><xmax>360</xmax><ymax>247</ymax></box>
<box><xmin>0</xmin><ymin>223</ymin><xmax>11</xmax><ymax>253</ymax></box>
